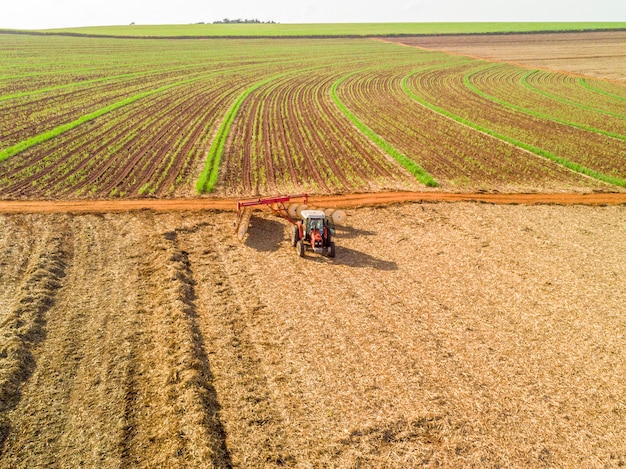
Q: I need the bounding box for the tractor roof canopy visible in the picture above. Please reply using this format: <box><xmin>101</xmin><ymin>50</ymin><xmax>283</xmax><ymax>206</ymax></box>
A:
<box><xmin>300</xmin><ymin>210</ymin><xmax>325</xmax><ymax>220</ymax></box>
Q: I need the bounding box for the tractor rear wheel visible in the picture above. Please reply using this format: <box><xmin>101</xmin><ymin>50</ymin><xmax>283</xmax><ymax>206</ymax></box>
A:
<box><xmin>296</xmin><ymin>240</ymin><xmax>305</xmax><ymax>257</ymax></box>
<box><xmin>328</xmin><ymin>242</ymin><xmax>336</xmax><ymax>258</ymax></box>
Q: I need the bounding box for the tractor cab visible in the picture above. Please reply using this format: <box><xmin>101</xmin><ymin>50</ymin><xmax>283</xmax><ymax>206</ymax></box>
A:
<box><xmin>306</xmin><ymin>215</ymin><xmax>324</xmax><ymax>232</ymax></box>
<box><xmin>291</xmin><ymin>210</ymin><xmax>336</xmax><ymax>258</ymax></box>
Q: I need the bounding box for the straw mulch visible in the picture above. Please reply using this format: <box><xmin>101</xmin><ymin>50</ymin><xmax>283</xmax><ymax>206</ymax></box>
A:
<box><xmin>0</xmin><ymin>203</ymin><xmax>624</xmax><ymax>467</ymax></box>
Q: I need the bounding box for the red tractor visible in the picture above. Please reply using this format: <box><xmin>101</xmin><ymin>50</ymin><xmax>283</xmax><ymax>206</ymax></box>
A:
<box><xmin>234</xmin><ymin>194</ymin><xmax>344</xmax><ymax>258</ymax></box>
<box><xmin>291</xmin><ymin>210</ymin><xmax>335</xmax><ymax>258</ymax></box>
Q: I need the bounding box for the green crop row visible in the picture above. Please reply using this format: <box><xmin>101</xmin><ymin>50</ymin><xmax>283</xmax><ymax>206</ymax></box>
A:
<box><xmin>0</xmin><ymin>64</ymin><xmax>212</xmax><ymax>103</ymax></box>
<box><xmin>335</xmin><ymin>63</ymin><xmax>580</xmax><ymax>190</ymax></box>
<box><xmin>463</xmin><ymin>66</ymin><xmax>626</xmax><ymax>140</ymax></box>
<box><xmin>0</xmin><ymin>74</ymin><xmax>213</xmax><ymax>163</ymax></box>
<box><xmin>521</xmin><ymin>71</ymin><xmax>626</xmax><ymax>120</ymax></box>
<box><xmin>578</xmin><ymin>78</ymin><xmax>626</xmax><ymax>102</ymax></box>
<box><xmin>405</xmin><ymin>61</ymin><xmax>626</xmax><ymax>181</ymax></box>
<box><xmin>403</xmin><ymin>71</ymin><xmax>626</xmax><ymax>187</ymax></box>
<box><xmin>1</xmin><ymin>34</ymin><xmax>623</xmax><ymax>198</ymax></box>
<box><xmin>331</xmin><ymin>72</ymin><xmax>438</xmax><ymax>187</ymax></box>
<box><xmin>195</xmin><ymin>75</ymin><xmax>280</xmax><ymax>193</ymax></box>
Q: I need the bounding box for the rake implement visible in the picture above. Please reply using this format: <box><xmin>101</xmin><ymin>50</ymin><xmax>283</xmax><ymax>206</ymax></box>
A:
<box><xmin>234</xmin><ymin>193</ymin><xmax>308</xmax><ymax>240</ymax></box>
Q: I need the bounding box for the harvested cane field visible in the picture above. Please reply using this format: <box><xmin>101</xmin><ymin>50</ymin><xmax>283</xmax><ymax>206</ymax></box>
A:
<box><xmin>1</xmin><ymin>203</ymin><xmax>626</xmax><ymax>467</ymax></box>
<box><xmin>2</xmin><ymin>28</ymin><xmax>626</xmax><ymax>468</ymax></box>
<box><xmin>0</xmin><ymin>31</ymin><xmax>625</xmax><ymax>198</ymax></box>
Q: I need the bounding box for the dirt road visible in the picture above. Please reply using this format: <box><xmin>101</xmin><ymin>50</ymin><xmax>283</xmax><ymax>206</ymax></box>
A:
<box><xmin>0</xmin><ymin>191</ymin><xmax>625</xmax><ymax>214</ymax></box>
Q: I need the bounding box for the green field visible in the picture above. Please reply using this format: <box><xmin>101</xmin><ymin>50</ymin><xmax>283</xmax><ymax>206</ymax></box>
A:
<box><xmin>7</xmin><ymin>22</ymin><xmax>626</xmax><ymax>38</ymax></box>
<box><xmin>0</xmin><ymin>31</ymin><xmax>624</xmax><ymax>198</ymax></box>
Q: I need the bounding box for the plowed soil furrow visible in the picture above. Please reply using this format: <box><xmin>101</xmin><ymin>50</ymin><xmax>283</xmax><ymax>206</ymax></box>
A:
<box><xmin>3</xmin><ymin>77</ymin><xmax>240</xmax><ymax>199</ymax></box>
<box><xmin>1</xmin><ymin>70</ymin><xmax>253</xmax><ymax>199</ymax></box>
<box><xmin>0</xmin><ymin>215</ymin><xmax>140</xmax><ymax>468</ymax></box>
<box><xmin>123</xmin><ymin>217</ymin><xmax>230</xmax><ymax>468</ymax></box>
<box><xmin>0</xmin><ymin>93</ymin><xmax>176</xmax><ymax>199</ymax></box>
<box><xmin>282</xmin><ymin>80</ymin><xmax>330</xmax><ymax>193</ymax></box>
<box><xmin>239</xmin><ymin>79</ymin><xmax>268</xmax><ymax>193</ymax></box>
<box><xmin>16</xmin><ymin>129</ymin><xmax>133</xmax><ymax>198</ymax></box>
<box><xmin>0</xmin><ymin>221</ymin><xmax>70</xmax><ymax>452</ymax></box>
<box><xmin>0</xmin><ymin>216</ymin><xmax>39</xmax><ymax>314</ymax></box>
<box><xmin>267</xmin><ymin>75</ymin><xmax>321</xmax><ymax>192</ymax></box>
<box><xmin>390</xmin><ymin>31</ymin><xmax>626</xmax><ymax>82</ymax></box>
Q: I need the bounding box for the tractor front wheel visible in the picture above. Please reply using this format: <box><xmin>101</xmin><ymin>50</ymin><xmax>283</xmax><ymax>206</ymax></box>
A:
<box><xmin>296</xmin><ymin>240</ymin><xmax>305</xmax><ymax>257</ymax></box>
<box><xmin>328</xmin><ymin>242</ymin><xmax>336</xmax><ymax>258</ymax></box>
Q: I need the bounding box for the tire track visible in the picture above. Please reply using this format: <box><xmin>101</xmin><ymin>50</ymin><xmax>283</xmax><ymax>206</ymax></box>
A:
<box><xmin>157</xmin><ymin>226</ymin><xmax>232</xmax><ymax>468</ymax></box>
<box><xmin>181</xmin><ymin>222</ymin><xmax>296</xmax><ymax>467</ymax></box>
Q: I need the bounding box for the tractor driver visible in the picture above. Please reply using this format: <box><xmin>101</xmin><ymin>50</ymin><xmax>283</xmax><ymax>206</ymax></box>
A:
<box><xmin>310</xmin><ymin>218</ymin><xmax>323</xmax><ymax>231</ymax></box>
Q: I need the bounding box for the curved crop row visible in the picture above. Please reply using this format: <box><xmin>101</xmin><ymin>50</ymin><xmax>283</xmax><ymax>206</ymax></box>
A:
<box><xmin>0</xmin><ymin>72</ymin><xmax>216</xmax><ymax>163</ymax></box>
<box><xmin>523</xmin><ymin>71</ymin><xmax>626</xmax><ymax>117</ymax></box>
<box><xmin>0</xmin><ymin>64</ymin><xmax>213</xmax><ymax>103</ymax></box>
<box><xmin>404</xmin><ymin>71</ymin><xmax>626</xmax><ymax>188</ymax></box>
<box><xmin>334</xmin><ymin>64</ymin><xmax>607</xmax><ymax>192</ymax></box>
<box><xmin>2</xmin><ymin>34</ymin><xmax>624</xmax><ymax>199</ymax></box>
<box><xmin>0</xmin><ymin>71</ymin><xmax>258</xmax><ymax>198</ymax></box>
<box><xmin>464</xmin><ymin>65</ymin><xmax>626</xmax><ymax>140</ymax></box>
<box><xmin>0</xmin><ymin>66</ymin><xmax>234</xmax><ymax>150</ymax></box>
<box><xmin>331</xmin><ymin>72</ymin><xmax>438</xmax><ymax>187</ymax></box>
<box><xmin>195</xmin><ymin>74</ymin><xmax>279</xmax><ymax>193</ymax></box>
<box><xmin>405</xmin><ymin>62</ymin><xmax>626</xmax><ymax>185</ymax></box>
<box><xmin>579</xmin><ymin>77</ymin><xmax>626</xmax><ymax>102</ymax></box>
<box><xmin>0</xmin><ymin>91</ymin><xmax>177</xmax><ymax>197</ymax></box>
<box><xmin>215</xmin><ymin>65</ymin><xmax>422</xmax><ymax>196</ymax></box>
<box><xmin>2</xmin><ymin>36</ymin><xmax>439</xmax><ymax>199</ymax></box>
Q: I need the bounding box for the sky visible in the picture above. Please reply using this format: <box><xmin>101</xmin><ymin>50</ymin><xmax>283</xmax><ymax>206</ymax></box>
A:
<box><xmin>2</xmin><ymin>0</ymin><xmax>626</xmax><ymax>30</ymax></box>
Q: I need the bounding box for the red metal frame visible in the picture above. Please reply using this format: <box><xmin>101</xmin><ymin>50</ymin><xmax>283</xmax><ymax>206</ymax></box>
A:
<box><xmin>236</xmin><ymin>193</ymin><xmax>308</xmax><ymax>224</ymax></box>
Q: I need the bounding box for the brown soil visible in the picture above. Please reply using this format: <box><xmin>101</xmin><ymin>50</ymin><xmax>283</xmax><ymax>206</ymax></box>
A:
<box><xmin>1</xmin><ymin>202</ymin><xmax>625</xmax><ymax>467</ymax></box>
<box><xmin>388</xmin><ymin>31</ymin><xmax>626</xmax><ymax>81</ymax></box>
<box><xmin>1</xmin><ymin>191</ymin><xmax>625</xmax><ymax>214</ymax></box>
